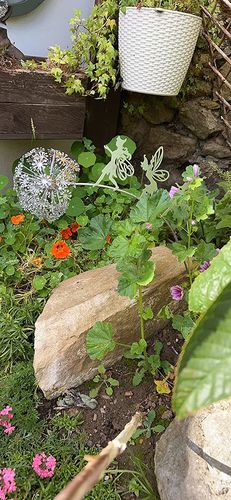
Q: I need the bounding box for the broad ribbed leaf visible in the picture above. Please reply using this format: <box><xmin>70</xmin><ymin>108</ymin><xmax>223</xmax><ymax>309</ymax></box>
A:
<box><xmin>173</xmin><ymin>282</ymin><xmax>231</xmax><ymax>418</ymax></box>
<box><xmin>189</xmin><ymin>239</ymin><xmax>231</xmax><ymax>313</ymax></box>
<box><xmin>130</xmin><ymin>191</ymin><xmax>170</xmax><ymax>224</ymax></box>
<box><xmin>86</xmin><ymin>322</ymin><xmax>116</xmax><ymax>360</ymax></box>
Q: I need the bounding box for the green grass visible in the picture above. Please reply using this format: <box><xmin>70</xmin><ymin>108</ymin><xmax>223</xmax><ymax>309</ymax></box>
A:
<box><xmin>0</xmin><ymin>362</ymin><xmax>121</xmax><ymax>499</ymax></box>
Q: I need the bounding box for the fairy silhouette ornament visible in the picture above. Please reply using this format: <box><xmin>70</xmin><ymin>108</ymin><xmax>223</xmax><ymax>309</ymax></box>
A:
<box><xmin>13</xmin><ymin>135</ymin><xmax>169</xmax><ymax>222</ymax></box>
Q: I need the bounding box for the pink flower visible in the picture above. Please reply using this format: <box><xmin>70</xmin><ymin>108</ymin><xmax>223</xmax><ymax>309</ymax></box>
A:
<box><xmin>170</xmin><ymin>285</ymin><xmax>184</xmax><ymax>301</ymax></box>
<box><xmin>32</xmin><ymin>453</ymin><xmax>56</xmax><ymax>479</ymax></box>
<box><xmin>146</xmin><ymin>223</ymin><xmax>152</xmax><ymax>230</ymax></box>
<box><xmin>4</xmin><ymin>425</ymin><xmax>15</xmax><ymax>435</ymax></box>
<box><xmin>200</xmin><ymin>261</ymin><xmax>210</xmax><ymax>272</ymax></box>
<box><xmin>0</xmin><ymin>406</ymin><xmax>15</xmax><ymax>435</ymax></box>
<box><xmin>193</xmin><ymin>164</ymin><xmax>199</xmax><ymax>177</ymax></box>
<box><xmin>0</xmin><ymin>468</ymin><xmax>16</xmax><ymax>499</ymax></box>
<box><xmin>169</xmin><ymin>186</ymin><xmax>180</xmax><ymax>198</ymax></box>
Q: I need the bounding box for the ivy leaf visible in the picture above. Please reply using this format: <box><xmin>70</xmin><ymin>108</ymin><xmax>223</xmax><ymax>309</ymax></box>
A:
<box><xmin>78</xmin><ymin>152</ymin><xmax>96</xmax><ymax>169</ymax></box>
<box><xmin>78</xmin><ymin>215</ymin><xmax>112</xmax><ymax>250</ymax></box>
<box><xmin>86</xmin><ymin>322</ymin><xmax>116</xmax><ymax>360</ymax></box>
<box><xmin>171</xmin><ymin>242</ymin><xmax>196</xmax><ymax>263</ymax></box>
<box><xmin>66</xmin><ymin>197</ymin><xmax>85</xmax><ymax>217</ymax></box>
<box><xmin>189</xmin><ymin>239</ymin><xmax>231</xmax><ymax>313</ymax></box>
<box><xmin>0</xmin><ymin>176</ymin><xmax>9</xmax><ymax>190</ymax></box>
<box><xmin>130</xmin><ymin>191</ymin><xmax>170</xmax><ymax>224</ymax></box>
<box><xmin>173</xmin><ymin>282</ymin><xmax>231</xmax><ymax>418</ymax></box>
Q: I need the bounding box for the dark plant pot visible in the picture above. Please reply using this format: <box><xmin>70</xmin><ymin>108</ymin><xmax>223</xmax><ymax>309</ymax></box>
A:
<box><xmin>84</xmin><ymin>89</ymin><xmax>121</xmax><ymax>149</ymax></box>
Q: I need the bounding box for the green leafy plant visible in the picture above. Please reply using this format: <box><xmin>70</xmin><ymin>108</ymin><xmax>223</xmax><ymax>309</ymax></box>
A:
<box><xmin>132</xmin><ymin>410</ymin><xmax>165</xmax><ymax>440</ymax></box>
<box><xmin>89</xmin><ymin>364</ymin><xmax>119</xmax><ymax>398</ymax></box>
<box><xmin>119</xmin><ymin>0</ymin><xmax>210</xmax><ymax>15</ymax></box>
<box><xmin>173</xmin><ymin>240</ymin><xmax>231</xmax><ymax>418</ymax></box>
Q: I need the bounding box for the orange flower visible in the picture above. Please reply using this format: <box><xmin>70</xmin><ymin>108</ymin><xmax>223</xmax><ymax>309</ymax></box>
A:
<box><xmin>32</xmin><ymin>257</ymin><xmax>43</xmax><ymax>267</ymax></box>
<box><xmin>11</xmin><ymin>214</ymin><xmax>25</xmax><ymax>225</ymax></box>
<box><xmin>51</xmin><ymin>241</ymin><xmax>71</xmax><ymax>259</ymax></box>
<box><xmin>105</xmin><ymin>234</ymin><xmax>111</xmax><ymax>244</ymax></box>
<box><xmin>70</xmin><ymin>222</ymin><xmax>81</xmax><ymax>233</ymax></box>
<box><xmin>60</xmin><ymin>227</ymin><xmax>72</xmax><ymax>240</ymax></box>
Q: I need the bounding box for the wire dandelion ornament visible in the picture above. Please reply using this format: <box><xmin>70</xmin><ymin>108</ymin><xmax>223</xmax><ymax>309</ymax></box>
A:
<box><xmin>0</xmin><ymin>0</ymin><xmax>8</xmax><ymax>20</ymax></box>
<box><xmin>13</xmin><ymin>148</ymin><xmax>80</xmax><ymax>222</ymax></box>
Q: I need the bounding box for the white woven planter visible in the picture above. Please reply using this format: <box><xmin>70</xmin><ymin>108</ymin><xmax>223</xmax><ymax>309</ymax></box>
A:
<box><xmin>119</xmin><ymin>8</ymin><xmax>202</xmax><ymax>96</ymax></box>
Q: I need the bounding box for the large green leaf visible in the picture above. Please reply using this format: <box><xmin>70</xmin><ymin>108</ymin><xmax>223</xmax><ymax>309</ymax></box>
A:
<box><xmin>86</xmin><ymin>322</ymin><xmax>116</xmax><ymax>360</ymax></box>
<box><xmin>78</xmin><ymin>152</ymin><xmax>96</xmax><ymax>169</ymax></box>
<box><xmin>189</xmin><ymin>240</ymin><xmax>231</xmax><ymax>313</ymax></box>
<box><xmin>66</xmin><ymin>197</ymin><xmax>85</xmax><ymax>217</ymax></box>
<box><xmin>78</xmin><ymin>215</ymin><xmax>112</xmax><ymax>250</ymax></box>
<box><xmin>173</xmin><ymin>282</ymin><xmax>231</xmax><ymax>418</ymax></box>
<box><xmin>105</xmin><ymin>135</ymin><xmax>136</xmax><ymax>157</ymax></box>
<box><xmin>130</xmin><ymin>191</ymin><xmax>170</xmax><ymax>224</ymax></box>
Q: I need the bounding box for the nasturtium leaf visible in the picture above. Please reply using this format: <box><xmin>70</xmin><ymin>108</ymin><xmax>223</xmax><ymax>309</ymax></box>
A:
<box><xmin>130</xmin><ymin>191</ymin><xmax>170</xmax><ymax>224</ymax></box>
<box><xmin>71</xmin><ymin>140</ymin><xmax>84</xmax><ymax>160</ymax></box>
<box><xmin>0</xmin><ymin>176</ymin><xmax>9</xmax><ymax>190</ymax></box>
<box><xmin>90</xmin><ymin>163</ymin><xmax>108</xmax><ymax>183</ymax></box>
<box><xmin>78</xmin><ymin>215</ymin><xmax>112</xmax><ymax>250</ymax></box>
<box><xmin>0</xmin><ymin>206</ymin><xmax>9</xmax><ymax>219</ymax></box>
<box><xmin>78</xmin><ymin>152</ymin><xmax>96</xmax><ymax>169</ymax></box>
<box><xmin>105</xmin><ymin>135</ymin><xmax>136</xmax><ymax>157</ymax></box>
<box><xmin>5</xmin><ymin>233</ymin><xmax>16</xmax><ymax>246</ymax></box>
<box><xmin>189</xmin><ymin>239</ymin><xmax>231</xmax><ymax>313</ymax></box>
<box><xmin>33</xmin><ymin>276</ymin><xmax>47</xmax><ymax>291</ymax></box>
<box><xmin>86</xmin><ymin>322</ymin><xmax>116</xmax><ymax>360</ymax></box>
<box><xmin>66</xmin><ymin>197</ymin><xmax>85</xmax><ymax>217</ymax></box>
<box><xmin>173</xmin><ymin>282</ymin><xmax>231</xmax><ymax>418</ymax></box>
<box><xmin>5</xmin><ymin>265</ymin><xmax>15</xmax><ymax>276</ymax></box>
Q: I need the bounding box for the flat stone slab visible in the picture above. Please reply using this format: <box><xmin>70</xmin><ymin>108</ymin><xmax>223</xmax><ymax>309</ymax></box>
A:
<box><xmin>155</xmin><ymin>399</ymin><xmax>231</xmax><ymax>500</ymax></box>
<box><xmin>34</xmin><ymin>246</ymin><xmax>184</xmax><ymax>399</ymax></box>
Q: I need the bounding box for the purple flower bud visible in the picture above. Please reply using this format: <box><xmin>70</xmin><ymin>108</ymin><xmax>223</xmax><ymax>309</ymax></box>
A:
<box><xmin>200</xmin><ymin>261</ymin><xmax>210</xmax><ymax>272</ymax></box>
<box><xmin>169</xmin><ymin>186</ymin><xmax>180</xmax><ymax>198</ymax></box>
<box><xmin>170</xmin><ymin>285</ymin><xmax>184</xmax><ymax>301</ymax></box>
<box><xmin>146</xmin><ymin>223</ymin><xmax>152</xmax><ymax>230</ymax></box>
<box><xmin>193</xmin><ymin>164</ymin><xmax>199</xmax><ymax>177</ymax></box>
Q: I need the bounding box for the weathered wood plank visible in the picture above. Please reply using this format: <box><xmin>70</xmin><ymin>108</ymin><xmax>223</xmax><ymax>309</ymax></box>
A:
<box><xmin>0</xmin><ymin>69</ymin><xmax>86</xmax><ymax>104</ymax></box>
<box><xmin>0</xmin><ymin>102</ymin><xmax>85</xmax><ymax>139</ymax></box>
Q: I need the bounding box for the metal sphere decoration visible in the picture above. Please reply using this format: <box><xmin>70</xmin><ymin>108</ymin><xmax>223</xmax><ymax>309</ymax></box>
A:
<box><xmin>0</xmin><ymin>0</ymin><xmax>8</xmax><ymax>19</ymax></box>
<box><xmin>13</xmin><ymin>148</ymin><xmax>80</xmax><ymax>222</ymax></box>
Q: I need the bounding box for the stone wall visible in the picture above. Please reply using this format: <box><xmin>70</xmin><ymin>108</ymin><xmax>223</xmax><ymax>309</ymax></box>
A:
<box><xmin>119</xmin><ymin>49</ymin><xmax>231</xmax><ymax>189</ymax></box>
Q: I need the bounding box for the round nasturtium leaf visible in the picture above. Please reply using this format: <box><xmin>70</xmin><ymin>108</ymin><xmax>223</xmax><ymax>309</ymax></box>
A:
<box><xmin>105</xmin><ymin>135</ymin><xmax>136</xmax><ymax>158</ymax></box>
<box><xmin>78</xmin><ymin>152</ymin><xmax>96</xmax><ymax>169</ymax></box>
<box><xmin>66</xmin><ymin>197</ymin><xmax>86</xmax><ymax>217</ymax></box>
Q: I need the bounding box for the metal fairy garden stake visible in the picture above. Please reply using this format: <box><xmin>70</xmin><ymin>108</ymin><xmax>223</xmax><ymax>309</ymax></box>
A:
<box><xmin>13</xmin><ymin>136</ymin><xmax>169</xmax><ymax>222</ymax></box>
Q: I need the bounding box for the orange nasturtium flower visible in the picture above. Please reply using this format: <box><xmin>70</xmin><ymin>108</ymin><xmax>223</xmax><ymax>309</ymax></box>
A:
<box><xmin>11</xmin><ymin>214</ymin><xmax>25</xmax><ymax>225</ymax></box>
<box><xmin>105</xmin><ymin>234</ymin><xmax>111</xmax><ymax>244</ymax></box>
<box><xmin>60</xmin><ymin>227</ymin><xmax>72</xmax><ymax>240</ymax></box>
<box><xmin>51</xmin><ymin>241</ymin><xmax>71</xmax><ymax>259</ymax></box>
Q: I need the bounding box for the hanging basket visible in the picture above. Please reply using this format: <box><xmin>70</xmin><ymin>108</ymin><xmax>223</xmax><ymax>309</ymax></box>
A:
<box><xmin>118</xmin><ymin>7</ymin><xmax>202</xmax><ymax>96</ymax></box>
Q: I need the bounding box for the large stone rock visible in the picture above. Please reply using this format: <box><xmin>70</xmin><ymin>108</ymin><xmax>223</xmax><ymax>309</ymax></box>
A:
<box><xmin>155</xmin><ymin>399</ymin><xmax>231</xmax><ymax>500</ymax></box>
<box><xmin>201</xmin><ymin>136</ymin><xmax>231</xmax><ymax>159</ymax></box>
<box><xmin>179</xmin><ymin>99</ymin><xmax>222</xmax><ymax>140</ymax></box>
<box><xmin>34</xmin><ymin>247</ymin><xmax>184</xmax><ymax>399</ymax></box>
<box><xmin>144</xmin><ymin>126</ymin><xmax>197</xmax><ymax>163</ymax></box>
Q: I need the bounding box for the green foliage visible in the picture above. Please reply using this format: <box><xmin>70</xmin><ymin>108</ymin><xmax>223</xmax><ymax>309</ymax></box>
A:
<box><xmin>173</xmin><ymin>282</ymin><xmax>231</xmax><ymax>418</ymax></box>
<box><xmin>86</xmin><ymin>322</ymin><xmax>116</xmax><ymax>360</ymax></box>
<box><xmin>46</xmin><ymin>1</ymin><xmax>119</xmax><ymax>98</ymax></box>
<box><xmin>189</xmin><ymin>240</ymin><xmax>231</xmax><ymax>313</ymax></box>
<box><xmin>119</xmin><ymin>0</ymin><xmax>209</xmax><ymax>14</ymax></box>
<box><xmin>89</xmin><ymin>364</ymin><xmax>119</xmax><ymax>398</ymax></box>
<box><xmin>78</xmin><ymin>215</ymin><xmax>112</xmax><ymax>250</ymax></box>
<box><xmin>0</xmin><ymin>362</ymin><xmax>120</xmax><ymax>499</ymax></box>
<box><xmin>132</xmin><ymin>410</ymin><xmax>165</xmax><ymax>440</ymax></box>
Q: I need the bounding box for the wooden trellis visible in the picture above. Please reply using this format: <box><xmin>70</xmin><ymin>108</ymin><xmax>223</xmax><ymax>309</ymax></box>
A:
<box><xmin>202</xmin><ymin>0</ymin><xmax>231</xmax><ymax>147</ymax></box>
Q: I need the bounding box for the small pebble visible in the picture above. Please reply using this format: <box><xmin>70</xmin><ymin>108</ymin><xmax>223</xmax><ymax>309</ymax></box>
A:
<box><xmin>125</xmin><ymin>391</ymin><xmax>133</xmax><ymax>397</ymax></box>
<box><xmin>162</xmin><ymin>410</ymin><xmax>173</xmax><ymax>420</ymax></box>
<box><xmin>93</xmin><ymin>413</ymin><xmax>97</xmax><ymax>422</ymax></box>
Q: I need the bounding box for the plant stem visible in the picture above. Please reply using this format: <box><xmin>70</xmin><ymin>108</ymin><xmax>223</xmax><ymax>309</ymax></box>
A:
<box><xmin>138</xmin><ymin>286</ymin><xmax>148</xmax><ymax>359</ymax></box>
